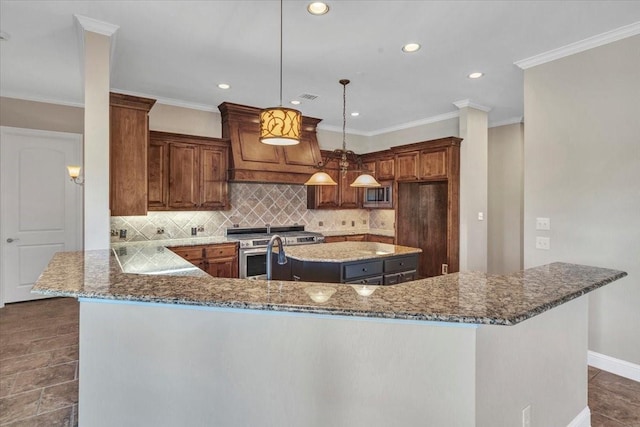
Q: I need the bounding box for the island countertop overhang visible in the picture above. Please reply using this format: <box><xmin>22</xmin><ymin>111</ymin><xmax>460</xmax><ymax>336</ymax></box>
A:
<box><xmin>32</xmin><ymin>249</ymin><xmax>627</xmax><ymax>326</ymax></box>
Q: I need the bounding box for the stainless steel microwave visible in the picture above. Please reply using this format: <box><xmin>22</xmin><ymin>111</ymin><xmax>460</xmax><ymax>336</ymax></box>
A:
<box><xmin>363</xmin><ymin>182</ymin><xmax>393</xmax><ymax>208</ymax></box>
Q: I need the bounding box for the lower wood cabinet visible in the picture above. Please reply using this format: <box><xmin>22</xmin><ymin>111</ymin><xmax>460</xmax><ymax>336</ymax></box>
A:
<box><xmin>324</xmin><ymin>234</ymin><xmax>392</xmax><ymax>244</ymax></box>
<box><xmin>170</xmin><ymin>243</ymin><xmax>238</xmax><ymax>278</ymax></box>
<box><xmin>149</xmin><ymin>131</ymin><xmax>229</xmax><ymax>211</ymax></box>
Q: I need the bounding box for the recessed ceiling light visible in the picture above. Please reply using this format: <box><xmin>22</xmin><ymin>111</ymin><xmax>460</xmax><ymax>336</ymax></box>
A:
<box><xmin>0</xmin><ymin>31</ymin><xmax>10</xmax><ymax>41</ymax></box>
<box><xmin>307</xmin><ymin>2</ymin><xmax>329</xmax><ymax>15</ymax></box>
<box><xmin>351</xmin><ymin>112</ymin><xmax>359</xmax><ymax>117</ymax></box>
<box><xmin>402</xmin><ymin>43</ymin><xmax>420</xmax><ymax>53</ymax></box>
<box><xmin>291</xmin><ymin>100</ymin><xmax>301</xmax><ymax>105</ymax></box>
<box><xmin>468</xmin><ymin>72</ymin><xmax>484</xmax><ymax>79</ymax></box>
<box><xmin>217</xmin><ymin>83</ymin><xmax>230</xmax><ymax>89</ymax></box>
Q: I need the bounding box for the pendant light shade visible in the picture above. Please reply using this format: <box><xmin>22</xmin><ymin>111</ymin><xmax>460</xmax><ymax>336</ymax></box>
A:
<box><xmin>260</xmin><ymin>107</ymin><xmax>301</xmax><ymax>146</ymax></box>
<box><xmin>349</xmin><ymin>173</ymin><xmax>381</xmax><ymax>188</ymax></box>
<box><xmin>259</xmin><ymin>0</ymin><xmax>301</xmax><ymax>146</ymax></box>
<box><xmin>304</xmin><ymin>171</ymin><xmax>337</xmax><ymax>186</ymax></box>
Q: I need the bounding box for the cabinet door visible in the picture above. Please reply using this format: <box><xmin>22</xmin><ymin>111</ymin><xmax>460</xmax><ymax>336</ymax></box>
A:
<box><xmin>168</xmin><ymin>143</ymin><xmax>199</xmax><ymax>209</ymax></box>
<box><xmin>377</xmin><ymin>158</ymin><xmax>395</xmax><ymax>180</ymax></box>
<box><xmin>419</xmin><ymin>150</ymin><xmax>447</xmax><ymax>179</ymax></box>
<box><xmin>110</xmin><ymin>105</ymin><xmax>149</xmax><ymax>216</ymax></box>
<box><xmin>339</xmin><ymin>169</ymin><xmax>361</xmax><ymax>208</ymax></box>
<box><xmin>148</xmin><ymin>139</ymin><xmax>168</xmax><ymax>210</ymax></box>
<box><xmin>307</xmin><ymin>158</ymin><xmax>340</xmax><ymax>209</ymax></box>
<box><xmin>205</xmin><ymin>258</ymin><xmax>237</xmax><ymax>278</ymax></box>
<box><xmin>362</xmin><ymin>160</ymin><xmax>376</xmax><ymax>176</ymax></box>
<box><xmin>200</xmin><ymin>146</ymin><xmax>228</xmax><ymax>209</ymax></box>
<box><xmin>395</xmin><ymin>152</ymin><xmax>419</xmax><ymax>181</ymax></box>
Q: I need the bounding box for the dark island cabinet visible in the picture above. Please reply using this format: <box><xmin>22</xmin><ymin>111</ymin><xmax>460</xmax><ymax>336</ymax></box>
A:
<box><xmin>273</xmin><ymin>253</ymin><xmax>418</xmax><ymax>285</ymax></box>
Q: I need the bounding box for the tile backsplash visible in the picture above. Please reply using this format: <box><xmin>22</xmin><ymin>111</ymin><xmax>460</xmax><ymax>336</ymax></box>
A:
<box><xmin>110</xmin><ymin>183</ymin><xmax>394</xmax><ymax>242</ymax></box>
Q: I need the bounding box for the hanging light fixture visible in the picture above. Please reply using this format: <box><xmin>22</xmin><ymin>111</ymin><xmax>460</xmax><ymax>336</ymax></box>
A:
<box><xmin>305</xmin><ymin>79</ymin><xmax>380</xmax><ymax>187</ymax></box>
<box><xmin>260</xmin><ymin>0</ymin><xmax>302</xmax><ymax>146</ymax></box>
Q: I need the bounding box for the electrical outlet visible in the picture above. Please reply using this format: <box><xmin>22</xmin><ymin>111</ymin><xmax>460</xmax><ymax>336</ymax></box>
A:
<box><xmin>341</xmin><ymin>220</ymin><xmax>346</xmax><ymax>226</ymax></box>
<box><xmin>156</xmin><ymin>228</ymin><xmax>165</xmax><ymax>235</ymax></box>
<box><xmin>536</xmin><ymin>217</ymin><xmax>550</xmax><ymax>230</ymax></box>
<box><xmin>119</xmin><ymin>229</ymin><xmax>127</xmax><ymax>239</ymax></box>
<box><xmin>478</xmin><ymin>212</ymin><xmax>484</xmax><ymax>221</ymax></box>
<box><xmin>351</xmin><ymin>221</ymin><xmax>355</xmax><ymax>227</ymax></box>
<box><xmin>110</xmin><ymin>229</ymin><xmax>118</xmax><ymax>237</ymax></box>
<box><xmin>442</xmin><ymin>264</ymin><xmax>448</xmax><ymax>275</ymax></box>
<box><xmin>318</xmin><ymin>221</ymin><xmax>324</xmax><ymax>227</ymax></box>
<box><xmin>535</xmin><ymin>236</ymin><xmax>550</xmax><ymax>250</ymax></box>
<box><xmin>522</xmin><ymin>405</ymin><xmax>531</xmax><ymax>427</ymax></box>
<box><xmin>362</xmin><ymin>220</ymin><xmax>367</xmax><ymax>225</ymax></box>
<box><xmin>197</xmin><ymin>225</ymin><xmax>204</xmax><ymax>232</ymax></box>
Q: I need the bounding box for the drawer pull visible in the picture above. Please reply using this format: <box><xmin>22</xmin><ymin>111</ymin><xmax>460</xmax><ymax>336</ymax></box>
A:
<box><xmin>399</xmin><ymin>262</ymin><xmax>404</xmax><ymax>266</ymax></box>
<box><xmin>362</xmin><ymin>268</ymin><xmax>367</xmax><ymax>272</ymax></box>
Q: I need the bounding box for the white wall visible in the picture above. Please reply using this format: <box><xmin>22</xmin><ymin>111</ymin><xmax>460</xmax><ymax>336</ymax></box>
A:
<box><xmin>0</xmin><ymin>97</ymin><xmax>84</xmax><ymax>133</ymax></box>
<box><xmin>149</xmin><ymin>104</ymin><xmax>221</xmax><ymax>138</ymax></box>
<box><xmin>488</xmin><ymin>123</ymin><xmax>524</xmax><ymax>274</ymax></box>
<box><xmin>367</xmin><ymin>117</ymin><xmax>459</xmax><ymax>152</ymax></box>
<box><xmin>523</xmin><ymin>35</ymin><xmax>640</xmax><ymax>365</ymax></box>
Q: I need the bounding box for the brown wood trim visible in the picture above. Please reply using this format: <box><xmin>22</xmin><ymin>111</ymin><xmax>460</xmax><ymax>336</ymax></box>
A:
<box><xmin>110</xmin><ymin>92</ymin><xmax>156</xmax><ymax>111</ymax></box>
<box><xmin>390</xmin><ymin>136</ymin><xmax>462</xmax><ymax>153</ymax></box>
<box><xmin>149</xmin><ymin>131</ymin><xmax>229</xmax><ymax>147</ymax></box>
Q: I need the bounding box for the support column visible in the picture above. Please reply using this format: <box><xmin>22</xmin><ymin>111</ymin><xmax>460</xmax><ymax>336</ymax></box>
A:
<box><xmin>74</xmin><ymin>16</ymin><xmax>118</xmax><ymax>250</ymax></box>
<box><xmin>455</xmin><ymin>100</ymin><xmax>490</xmax><ymax>272</ymax></box>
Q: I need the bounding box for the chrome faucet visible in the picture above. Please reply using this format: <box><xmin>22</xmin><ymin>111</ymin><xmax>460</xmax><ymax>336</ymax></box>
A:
<box><xmin>266</xmin><ymin>234</ymin><xmax>287</xmax><ymax>280</ymax></box>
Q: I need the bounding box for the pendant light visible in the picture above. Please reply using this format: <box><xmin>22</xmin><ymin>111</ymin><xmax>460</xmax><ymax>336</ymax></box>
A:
<box><xmin>259</xmin><ymin>0</ymin><xmax>302</xmax><ymax>146</ymax></box>
<box><xmin>305</xmin><ymin>79</ymin><xmax>381</xmax><ymax>187</ymax></box>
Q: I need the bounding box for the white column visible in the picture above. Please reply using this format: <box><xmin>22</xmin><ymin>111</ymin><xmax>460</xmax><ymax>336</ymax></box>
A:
<box><xmin>455</xmin><ymin>100</ymin><xmax>490</xmax><ymax>272</ymax></box>
<box><xmin>74</xmin><ymin>16</ymin><xmax>118</xmax><ymax>250</ymax></box>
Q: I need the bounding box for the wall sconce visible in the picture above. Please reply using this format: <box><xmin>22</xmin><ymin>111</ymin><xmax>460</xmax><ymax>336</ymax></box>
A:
<box><xmin>67</xmin><ymin>165</ymin><xmax>84</xmax><ymax>185</ymax></box>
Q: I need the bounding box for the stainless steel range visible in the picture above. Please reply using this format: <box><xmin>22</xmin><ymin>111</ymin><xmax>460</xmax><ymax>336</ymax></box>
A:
<box><xmin>227</xmin><ymin>225</ymin><xmax>324</xmax><ymax>279</ymax></box>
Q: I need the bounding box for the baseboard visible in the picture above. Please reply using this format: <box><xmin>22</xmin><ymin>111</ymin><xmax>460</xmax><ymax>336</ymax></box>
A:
<box><xmin>567</xmin><ymin>407</ymin><xmax>590</xmax><ymax>427</ymax></box>
<box><xmin>588</xmin><ymin>350</ymin><xmax>640</xmax><ymax>382</ymax></box>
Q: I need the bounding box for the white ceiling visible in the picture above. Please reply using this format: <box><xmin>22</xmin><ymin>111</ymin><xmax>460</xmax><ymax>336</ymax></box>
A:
<box><xmin>1</xmin><ymin>1</ymin><xmax>639</xmax><ymax>134</ymax></box>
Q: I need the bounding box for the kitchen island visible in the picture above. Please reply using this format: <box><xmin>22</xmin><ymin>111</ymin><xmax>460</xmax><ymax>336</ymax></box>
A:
<box><xmin>272</xmin><ymin>241</ymin><xmax>421</xmax><ymax>284</ymax></box>
<box><xmin>33</xmin><ymin>250</ymin><xmax>626</xmax><ymax>427</ymax></box>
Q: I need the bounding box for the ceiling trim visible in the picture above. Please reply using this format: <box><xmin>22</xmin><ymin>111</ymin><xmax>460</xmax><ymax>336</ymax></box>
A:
<box><xmin>0</xmin><ymin>91</ymin><xmax>84</xmax><ymax>108</ymax></box>
<box><xmin>489</xmin><ymin>116</ymin><xmax>524</xmax><ymax>128</ymax></box>
<box><xmin>364</xmin><ymin>111</ymin><xmax>461</xmax><ymax>137</ymax></box>
<box><xmin>514</xmin><ymin>21</ymin><xmax>640</xmax><ymax>70</ymax></box>
<box><xmin>453</xmin><ymin>99</ymin><xmax>492</xmax><ymax>112</ymax></box>
<box><xmin>74</xmin><ymin>14</ymin><xmax>119</xmax><ymax>36</ymax></box>
<box><xmin>110</xmin><ymin>88</ymin><xmax>219</xmax><ymax>113</ymax></box>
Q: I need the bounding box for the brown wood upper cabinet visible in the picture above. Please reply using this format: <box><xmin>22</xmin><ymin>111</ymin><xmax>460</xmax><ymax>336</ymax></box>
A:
<box><xmin>307</xmin><ymin>151</ymin><xmax>362</xmax><ymax>209</ymax></box>
<box><xmin>361</xmin><ymin>151</ymin><xmax>395</xmax><ymax>181</ymax></box>
<box><xmin>394</xmin><ymin>145</ymin><xmax>451</xmax><ymax>181</ymax></box>
<box><xmin>148</xmin><ymin>131</ymin><xmax>229</xmax><ymax>211</ymax></box>
<box><xmin>218</xmin><ymin>102</ymin><xmax>323</xmax><ymax>184</ymax></box>
<box><xmin>110</xmin><ymin>92</ymin><xmax>156</xmax><ymax>216</ymax></box>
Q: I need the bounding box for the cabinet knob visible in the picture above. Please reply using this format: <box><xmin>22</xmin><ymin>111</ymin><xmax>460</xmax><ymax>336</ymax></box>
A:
<box><xmin>362</xmin><ymin>268</ymin><xmax>367</xmax><ymax>272</ymax></box>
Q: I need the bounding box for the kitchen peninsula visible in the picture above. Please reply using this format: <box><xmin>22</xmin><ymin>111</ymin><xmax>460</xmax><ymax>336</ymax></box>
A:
<box><xmin>33</xmin><ymin>251</ymin><xmax>626</xmax><ymax>427</ymax></box>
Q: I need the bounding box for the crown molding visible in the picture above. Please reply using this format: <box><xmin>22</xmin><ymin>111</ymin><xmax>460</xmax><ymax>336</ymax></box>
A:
<box><xmin>0</xmin><ymin>91</ymin><xmax>84</xmax><ymax>108</ymax></box>
<box><xmin>453</xmin><ymin>99</ymin><xmax>492</xmax><ymax>112</ymax></box>
<box><xmin>515</xmin><ymin>21</ymin><xmax>640</xmax><ymax>70</ymax></box>
<box><xmin>110</xmin><ymin>88</ymin><xmax>219</xmax><ymax>113</ymax></box>
<box><xmin>366</xmin><ymin>111</ymin><xmax>461</xmax><ymax>137</ymax></box>
<box><xmin>74</xmin><ymin>15</ymin><xmax>119</xmax><ymax>36</ymax></box>
<box><xmin>489</xmin><ymin>116</ymin><xmax>524</xmax><ymax>128</ymax></box>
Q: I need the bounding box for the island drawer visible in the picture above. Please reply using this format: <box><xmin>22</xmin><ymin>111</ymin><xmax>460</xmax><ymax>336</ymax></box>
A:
<box><xmin>384</xmin><ymin>255</ymin><xmax>417</xmax><ymax>273</ymax></box>
<box><xmin>384</xmin><ymin>270</ymin><xmax>417</xmax><ymax>285</ymax></box>
<box><xmin>346</xmin><ymin>276</ymin><xmax>383</xmax><ymax>285</ymax></box>
<box><xmin>343</xmin><ymin>260</ymin><xmax>383</xmax><ymax>280</ymax></box>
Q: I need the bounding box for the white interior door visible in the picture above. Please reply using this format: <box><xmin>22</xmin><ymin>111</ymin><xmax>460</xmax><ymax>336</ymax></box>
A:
<box><xmin>1</xmin><ymin>126</ymin><xmax>83</xmax><ymax>304</ymax></box>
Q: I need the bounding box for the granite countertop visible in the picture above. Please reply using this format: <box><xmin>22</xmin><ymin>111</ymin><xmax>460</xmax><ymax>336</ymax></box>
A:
<box><xmin>282</xmin><ymin>242</ymin><xmax>420</xmax><ymax>262</ymax></box>
<box><xmin>32</xmin><ymin>250</ymin><xmax>626</xmax><ymax>326</ymax></box>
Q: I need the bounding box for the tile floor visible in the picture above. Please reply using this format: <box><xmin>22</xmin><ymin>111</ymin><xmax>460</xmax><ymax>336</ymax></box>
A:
<box><xmin>1</xmin><ymin>298</ymin><xmax>639</xmax><ymax>426</ymax></box>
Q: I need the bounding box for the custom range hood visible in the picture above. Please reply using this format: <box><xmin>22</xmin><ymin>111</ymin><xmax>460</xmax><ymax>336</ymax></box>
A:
<box><xmin>219</xmin><ymin>102</ymin><xmax>323</xmax><ymax>184</ymax></box>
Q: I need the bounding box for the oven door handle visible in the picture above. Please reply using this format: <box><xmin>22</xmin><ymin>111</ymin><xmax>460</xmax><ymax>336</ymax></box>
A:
<box><xmin>240</xmin><ymin>248</ymin><xmax>267</xmax><ymax>255</ymax></box>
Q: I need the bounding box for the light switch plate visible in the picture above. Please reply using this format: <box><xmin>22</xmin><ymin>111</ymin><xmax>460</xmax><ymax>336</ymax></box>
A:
<box><xmin>536</xmin><ymin>236</ymin><xmax>550</xmax><ymax>250</ymax></box>
<box><xmin>536</xmin><ymin>217</ymin><xmax>550</xmax><ymax>230</ymax></box>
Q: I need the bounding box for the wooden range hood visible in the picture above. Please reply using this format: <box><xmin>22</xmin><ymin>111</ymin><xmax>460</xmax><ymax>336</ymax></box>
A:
<box><xmin>218</xmin><ymin>102</ymin><xmax>323</xmax><ymax>184</ymax></box>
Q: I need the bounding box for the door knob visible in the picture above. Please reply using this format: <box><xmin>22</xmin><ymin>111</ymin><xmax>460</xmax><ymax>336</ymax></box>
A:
<box><xmin>6</xmin><ymin>238</ymin><xmax>19</xmax><ymax>243</ymax></box>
